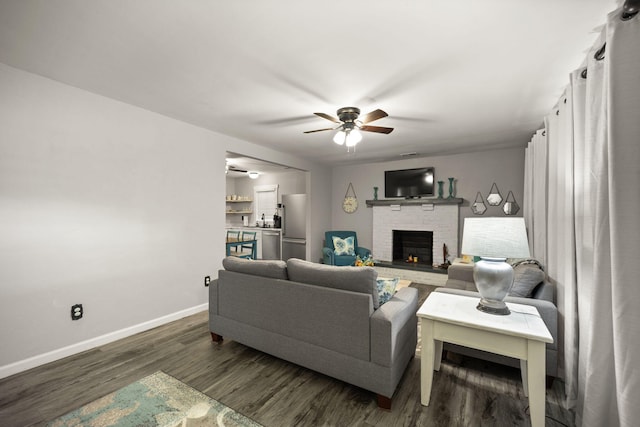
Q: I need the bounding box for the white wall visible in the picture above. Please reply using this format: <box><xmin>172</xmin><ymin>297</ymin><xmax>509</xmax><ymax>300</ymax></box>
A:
<box><xmin>0</xmin><ymin>63</ymin><xmax>330</xmax><ymax>376</ymax></box>
<box><xmin>329</xmin><ymin>147</ymin><xmax>526</xmax><ymax>255</ymax></box>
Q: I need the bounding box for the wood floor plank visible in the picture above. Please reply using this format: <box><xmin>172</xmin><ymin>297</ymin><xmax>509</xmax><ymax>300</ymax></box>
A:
<box><xmin>0</xmin><ymin>310</ymin><xmax>573</xmax><ymax>427</ymax></box>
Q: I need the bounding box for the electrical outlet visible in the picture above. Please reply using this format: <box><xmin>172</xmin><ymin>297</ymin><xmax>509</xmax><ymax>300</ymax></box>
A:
<box><xmin>204</xmin><ymin>276</ymin><xmax>211</xmax><ymax>287</ymax></box>
<box><xmin>71</xmin><ymin>304</ymin><xmax>83</xmax><ymax>320</ymax></box>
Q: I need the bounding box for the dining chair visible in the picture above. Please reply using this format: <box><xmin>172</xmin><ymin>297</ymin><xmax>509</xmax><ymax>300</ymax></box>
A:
<box><xmin>226</xmin><ymin>230</ymin><xmax>240</xmax><ymax>253</ymax></box>
<box><xmin>238</xmin><ymin>231</ymin><xmax>257</xmax><ymax>258</ymax></box>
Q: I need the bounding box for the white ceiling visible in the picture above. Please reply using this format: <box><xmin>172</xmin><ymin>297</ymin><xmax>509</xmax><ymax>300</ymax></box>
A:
<box><xmin>0</xmin><ymin>0</ymin><xmax>619</xmax><ymax>167</ymax></box>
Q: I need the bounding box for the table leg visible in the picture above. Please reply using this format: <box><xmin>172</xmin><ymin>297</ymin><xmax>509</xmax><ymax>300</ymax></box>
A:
<box><xmin>420</xmin><ymin>318</ymin><xmax>435</xmax><ymax>406</ymax></box>
<box><xmin>434</xmin><ymin>340</ymin><xmax>443</xmax><ymax>371</ymax></box>
<box><xmin>520</xmin><ymin>359</ymin><xmax>529</xmax><ymax>397</ymax></box>
<box><xmin>527</xmin><ymin>340</ymin><xmax>546</xmax><ymax>427</ymax></box>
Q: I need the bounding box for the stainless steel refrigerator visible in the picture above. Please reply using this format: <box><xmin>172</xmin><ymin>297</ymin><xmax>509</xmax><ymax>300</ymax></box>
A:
<box><xmin>281</xmin><ymin>193</ymin><xmax>307</xmax><ymax>261</ymax></box>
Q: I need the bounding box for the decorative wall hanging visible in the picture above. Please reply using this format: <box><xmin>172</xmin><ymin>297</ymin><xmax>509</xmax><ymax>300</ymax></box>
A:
<box><xmin>486</xmin><ymin>183</ymin><xmax>503</xmax><ymax>206</ymax></box>
<box><xmin>342</xmin><ymin>182</ymin><xmax>358</xmax><ymax>213</ymax></box>
<box><xmin>471</xmin><ymin>192</ymin><xmax>487</xmax><ymax>215</ymax></box>
<box><xmin>503</xmin><ymin>191</ymin><xmax>520</xmax><ymax>215</ymax></box>
<box><xmin>448</xmin><ymin>177</ymin><xmax>455</xmax><ymax>198</ymax></box>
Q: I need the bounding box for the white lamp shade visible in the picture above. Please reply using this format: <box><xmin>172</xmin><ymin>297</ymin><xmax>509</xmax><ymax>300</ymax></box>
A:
<box><xmin>333</xmin><ymin>131</ymin><xmax>346</xmax><ymax>145</ymax></box>
<box><xmin>247</xmin><ymin>171</ymin><xmax>260</xmax><ymax>179</ymax></box>
<box><xmin>461</xmin><ymin>217</ymin><xmax>530</xmax><ymax>259</ymax></box>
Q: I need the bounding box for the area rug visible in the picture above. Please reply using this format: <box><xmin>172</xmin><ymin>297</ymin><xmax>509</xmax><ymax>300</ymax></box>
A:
<box><xmin>409</xmin><ymin>282</ymin><xmax>439</xmax><ymax>358</ymax></box>
<box><xmin>47</xmin><ymin>371</ymin><xmax>262</xmax><ymax>427</ymax></box>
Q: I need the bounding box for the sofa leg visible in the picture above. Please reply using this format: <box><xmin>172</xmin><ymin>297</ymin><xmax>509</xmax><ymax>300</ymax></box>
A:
<box><xmin>377</xmin><ymin>394</ymin><xmax>392</xmax><ymax>410</ymax></box>
<box><xmin>211</xmin><ymin>332</ymin><xmax>223</xmax><ymax>343</ymax></box>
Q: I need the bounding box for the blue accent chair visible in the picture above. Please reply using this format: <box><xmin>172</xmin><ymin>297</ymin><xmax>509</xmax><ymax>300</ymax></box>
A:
<box><xmin>322</xmin><ymin>231</ymin><xmax>371</xmax><ymax>266</ymax></box>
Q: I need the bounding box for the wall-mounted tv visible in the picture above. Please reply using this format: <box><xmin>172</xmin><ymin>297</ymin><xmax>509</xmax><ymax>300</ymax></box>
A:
<box><xmin>385</xmin><ymin>167</ymin><xmax>435</xmax><ymax>199</ymax></box>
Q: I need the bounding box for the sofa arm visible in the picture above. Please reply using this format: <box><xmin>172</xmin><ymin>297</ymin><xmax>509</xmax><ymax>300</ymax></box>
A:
<box><xmin>370</xmin><ymin>287</ymin><xmax>419</xmax><ymax>367</ymax></box>
<box><xmin>447</xmin><ymin>263</ymin><xmax>475</xmax><ymax>282</ymax></box>
<box><xmin>208</xmin><ymin>279</ymin><xmax>219</xmax><ymax>316</ymax></box>
<box><xmin>322</xmin><ymin>247</ymin><xmax>335</xmax><ymax>265</ymax></box>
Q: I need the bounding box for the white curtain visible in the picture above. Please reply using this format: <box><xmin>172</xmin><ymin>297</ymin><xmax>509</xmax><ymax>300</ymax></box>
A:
<box><xmin>524</xmin><ymin>7</ymin><xmax>640</xmax><ymax>427</ymax></box>
<box><xmin>523</xmin><ymin>129</ymin><xmax>547</xmax><ymax>268</ymax></box>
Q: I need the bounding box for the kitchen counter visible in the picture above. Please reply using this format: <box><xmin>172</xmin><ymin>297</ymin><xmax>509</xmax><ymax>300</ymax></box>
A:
<box><xmin>226</xmin><ymin>226</ymin><xmax>281</xmax><ymax>231</ymax></box>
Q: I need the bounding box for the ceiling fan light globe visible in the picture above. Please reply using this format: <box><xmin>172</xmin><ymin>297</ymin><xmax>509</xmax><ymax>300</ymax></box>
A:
<box><xmin>348</xmin><ymin>128</ymin><xmax>362</xmax><ymax>144</ymax></box>
<box><xmin>333</xmin><ymin>131</ymin><xmax>346</xmax><ymax>145</ymax></box>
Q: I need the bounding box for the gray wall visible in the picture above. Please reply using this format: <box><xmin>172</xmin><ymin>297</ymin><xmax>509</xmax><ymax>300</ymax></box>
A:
<box><xmin>0</xmin><ymin>63</ymin><xmax>331</xmax><ymax>376</ymax></box>
<box><xmin>329</xmin><ymin>147</ymin><xmax>526</xmax><ymax>256</ymax></box>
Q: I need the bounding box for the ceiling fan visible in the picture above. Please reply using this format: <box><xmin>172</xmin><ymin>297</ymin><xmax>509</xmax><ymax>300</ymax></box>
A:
<box><xmin>304</xmin><ymin>107</ymin><xmax>393</xmax><ymax>148</ymax></box>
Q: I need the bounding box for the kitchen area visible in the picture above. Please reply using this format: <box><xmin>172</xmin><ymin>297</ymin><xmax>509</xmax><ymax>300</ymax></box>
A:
<box><xmin>225</xmin><ymin>153</ymin><xmax>308</xmax><ymax>261</ymax></box>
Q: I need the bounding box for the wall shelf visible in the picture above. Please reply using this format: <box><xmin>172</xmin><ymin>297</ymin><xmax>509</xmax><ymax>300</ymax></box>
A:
<box><xmin>366</xmin><ymin>198</ymin><xmax>464</xmax><ymax>207</ymax></box>
<box><xmin>226</xmin><ymin>197</ymin><xmax>253</xmax><ymax>215</ymax></box>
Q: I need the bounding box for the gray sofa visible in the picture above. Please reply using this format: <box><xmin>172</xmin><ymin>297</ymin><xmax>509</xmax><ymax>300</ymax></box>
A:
<box><xmin>209</xmin><ymin>257</ymin><xmax>419</xmax><ymax>409</ymax></box>
<box><xmin>438</xmin><ymin>261</ymin><xmax>558</xmax><ymax>377</ymax></box>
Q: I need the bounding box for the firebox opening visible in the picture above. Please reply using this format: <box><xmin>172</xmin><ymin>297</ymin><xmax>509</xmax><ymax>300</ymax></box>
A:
<box><xmin>392</xmin><ymin>230</ymin><xmax>433</xmax><ymax>266</ymax></box>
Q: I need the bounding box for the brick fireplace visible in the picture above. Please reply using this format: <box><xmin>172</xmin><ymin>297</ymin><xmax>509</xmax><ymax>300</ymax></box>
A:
<box><xmin>372</xmin><ymin>202</ymin><xmax>460</xmax><ymax>267</ymax></box>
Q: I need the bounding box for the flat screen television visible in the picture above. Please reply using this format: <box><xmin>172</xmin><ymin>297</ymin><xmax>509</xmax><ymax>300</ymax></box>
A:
<box><xmin>385</xmin><ymin>167</ymin><xmax>435</xmax><ymax>198</ymax></box>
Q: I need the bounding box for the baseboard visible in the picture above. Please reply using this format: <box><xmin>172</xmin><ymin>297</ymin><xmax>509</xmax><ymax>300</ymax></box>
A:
<box><xmin>0</xmin><ymin>303</ymin><xmax>208</xmax><ymax>380</ymax></box>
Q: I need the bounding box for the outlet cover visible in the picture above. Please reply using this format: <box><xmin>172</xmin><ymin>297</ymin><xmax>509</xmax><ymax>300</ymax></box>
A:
<box><xmin>71</xmin><ymin>304</ymin><xmax>83</xmax><ymax>320</ymax></box>
<box><xmin>204</xmin><ymin>276</ymin><xmax>211</xmax><ymax>287</ymax></box>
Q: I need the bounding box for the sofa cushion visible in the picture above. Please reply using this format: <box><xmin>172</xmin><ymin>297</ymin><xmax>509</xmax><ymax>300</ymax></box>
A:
<box><xmin>376</xmin><ymin>278</ymin><xmax>399</xmax><ymax>306</ymax></box>
<box><xmin>509</xmin><ymin>264</ymin><xmax>545</xmax><ymax>297</ymax></box>
<box><xmin>287</xmin><ymin>258</ymin><xmax>380</xmax><ymax>308</ymax></box>
<box><xmin>332</xmin><ymin>235</ymin><xmax>355</xmax><ymax>256</ymax></box>
<box><xmin>222</xmin><ymin>256</ymin><xmax>288</xmax><ymax>280</ymax></box>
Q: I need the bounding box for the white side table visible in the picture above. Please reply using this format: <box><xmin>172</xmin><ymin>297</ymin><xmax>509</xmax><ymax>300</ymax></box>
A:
<box><xmin>417</xmin><ymin>292</ymin><xmax>553</xmax><ymax>427</ymax></box>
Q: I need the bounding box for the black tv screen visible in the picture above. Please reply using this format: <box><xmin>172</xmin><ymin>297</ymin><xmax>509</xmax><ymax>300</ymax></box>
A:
<box><xmin>385</xmin><ymin>167</ymin><xmax>435</xmax><ymax>198</ymax></box>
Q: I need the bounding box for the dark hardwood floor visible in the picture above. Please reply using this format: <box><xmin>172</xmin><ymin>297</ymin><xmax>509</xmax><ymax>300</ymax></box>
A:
<box><xmin>0</xmin><ymin>310</ymin><xmax>573</xmax><ymax>426</ymax></box>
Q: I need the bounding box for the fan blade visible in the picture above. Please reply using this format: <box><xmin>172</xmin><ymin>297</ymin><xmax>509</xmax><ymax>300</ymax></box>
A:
<box><xmin>360</xmin><ymin>109</ymin><xmax>388</xmax><ymax>124</ymax></box>
<box><xmin>228</xmin><ymin>165</ymin><xmax>248</xmax><ymax>173</ymax></box>
<box><xmin>303</xmin><ymin>127</ymin><xmax>336</xmax><ymax>134</ymax></box>
<box><xmin>360</xmin><ymin>125</ymin><xmax>394</xmax><ymax>134</ymax></box>
<box><xmin>314</xmin><ymin>112</ymin><xmax>341</xmax><ymax>123</ymax></box>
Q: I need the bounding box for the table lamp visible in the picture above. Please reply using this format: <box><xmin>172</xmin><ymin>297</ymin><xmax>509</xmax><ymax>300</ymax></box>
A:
<box><xmin>461</xmin><ymin>217</ymin><xmax>530</xmax><ymax>315</ymax></box>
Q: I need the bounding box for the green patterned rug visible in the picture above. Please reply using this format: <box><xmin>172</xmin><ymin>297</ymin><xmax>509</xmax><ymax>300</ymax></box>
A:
<box><xmin>47</xmin><ymin>371</ymin><xmax>262</xmax><ymax>427</ymax></box>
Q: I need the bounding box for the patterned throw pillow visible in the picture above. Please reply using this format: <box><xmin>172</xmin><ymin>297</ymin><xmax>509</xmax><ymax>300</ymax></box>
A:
<box><xmin>376</xmin><ymin>278</ymin><xmax>399</xmax><ymax>306</ymax></box>
<box><xmin>333</xmin><ymin>236</ymin><xmax>355</xmax><ymax>256</ymax></box>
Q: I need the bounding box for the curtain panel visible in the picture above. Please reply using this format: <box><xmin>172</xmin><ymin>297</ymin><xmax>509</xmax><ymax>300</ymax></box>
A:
<box><xmin>524</xmin><ymin>6</ymin><xmax>640</xmax><ymax>427</ymax></box>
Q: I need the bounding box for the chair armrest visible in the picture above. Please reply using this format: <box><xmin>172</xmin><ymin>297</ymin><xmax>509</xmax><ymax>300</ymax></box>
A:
<box><xmin>322</xmin><ymin>247</ymin><xmax>335</xmax><ymax>264</ymax></box>
<box><xmin>370</xmin><ymin>287</ymin><xmax>419</xmax><ymax>367</ymax></box>
<box><xmin>356</xmin><ymin>246</ymin><xmax>371</xmax><ymax>258</ymax></box>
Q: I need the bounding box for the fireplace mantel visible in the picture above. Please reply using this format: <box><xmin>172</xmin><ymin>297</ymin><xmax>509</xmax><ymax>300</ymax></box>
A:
<box><xmin>366</xmin><ymin>198</ymin><xmax>463</xmax><ymax>207</ymax></box>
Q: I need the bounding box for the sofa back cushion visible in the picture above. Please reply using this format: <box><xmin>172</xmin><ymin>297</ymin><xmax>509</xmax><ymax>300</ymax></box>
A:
<box><xmin>217</xmin><ymin>270</ymin><xmax>372</xmax><ymax>361</ymax></box>
<box><xmin>222</xmin><ymin>256</ymin><xmax>288</xmax><ymax>280</ymax></box>
<box><xmin>286</xmin><ymin>258</ymin><xmax>380</xmax><ymax>308</ymax></box>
